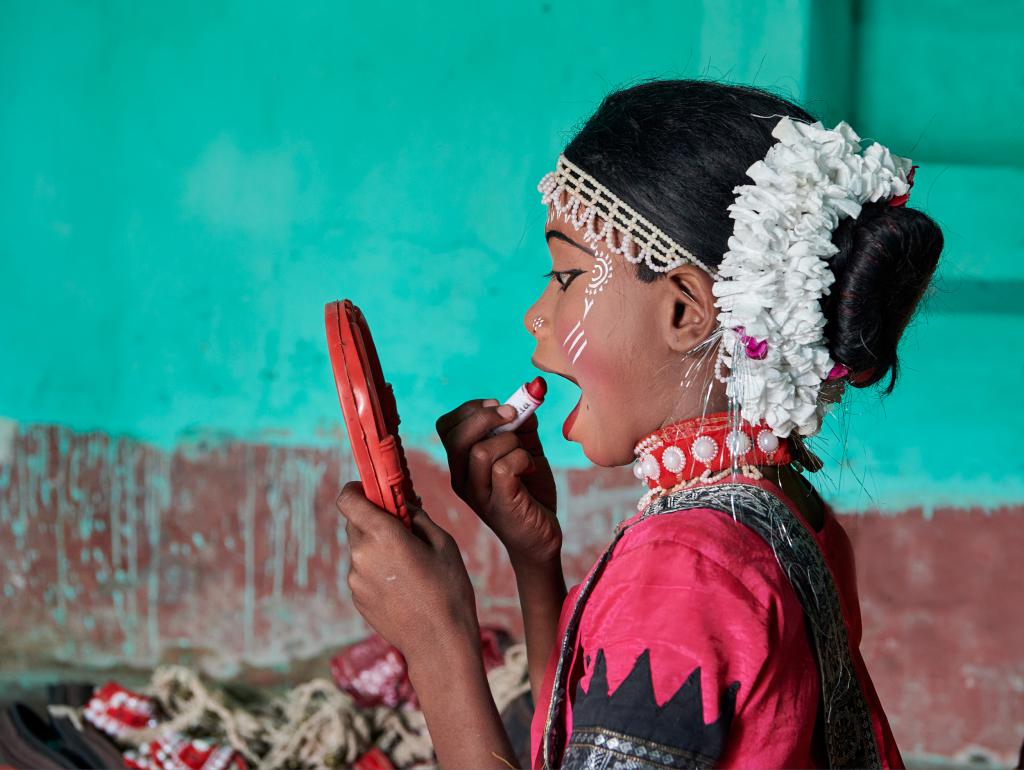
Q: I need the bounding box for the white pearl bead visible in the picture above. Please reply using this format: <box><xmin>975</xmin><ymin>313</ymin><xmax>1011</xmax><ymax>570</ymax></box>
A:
<box><xmin>691</xmin><ymin>435</ymin><xmax>718</xmax><ymax>464</ymax></box>
<box><xmin>726</xmin><ymin>430</ymin><xmax>751</xmax><ymax>456</ymax></box>
<box><xmin>632</xmin><ymin>460</ymin><xmax>646</xmax><ymax>480</ymax></box>
<box><xmin>661</xmin><ymin>446</ymin><xmax>685</xmax><ymax>473</ymax></box>
<box><xmin>757</xmin><ymin>430</ymin><xmax>780</xmax><ymax>453</ymax></box>
<box><xmin>641</xmin><ymin>454</ymin><xmax>660</xmax><ymax>479</ymax></box>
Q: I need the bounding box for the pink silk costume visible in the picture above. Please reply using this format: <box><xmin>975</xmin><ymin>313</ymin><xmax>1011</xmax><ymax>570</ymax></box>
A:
<box><xmin>528</xmin><ymin>475</ymin><xmax>903</xmax><ymax>769</ymax></box>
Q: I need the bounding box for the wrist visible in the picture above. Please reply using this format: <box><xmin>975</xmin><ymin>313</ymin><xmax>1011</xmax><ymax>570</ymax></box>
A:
<box><xmin>509</xmin><ymin>544</ymin><xmax>562</xmax><ymax>574</ymax></box>
<box><xmin>405</xmin><ymin>627</ymin><xmax>517</xmax><ymax>770</ymax></box>
<box><xmin>507</xmin><ymin>530</ymin><xmax>562</xmax><ymax>569</ymax></box>
<box><xmin>406</xmin><ymin>627</ymin><xmax>485</xmax><ymax>692</ymax></box>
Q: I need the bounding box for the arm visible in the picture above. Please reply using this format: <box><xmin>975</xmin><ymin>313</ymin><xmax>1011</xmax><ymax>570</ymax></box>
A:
<box><xmin>337</xmin><ymin>484</ymin><xmax>523</xmax><ymax>769</ymax></box>
<box><xmin>407</xmin><ymin>633</ymin><xmax>520</xmax><ymax>770</ymax></box>
<box><xmin>434</xmin><ymin>401</ymin><xmax>566</xmax><ymax>704</ymax></box>
<box><xmin>511</xmin><ymin>552</ymin><xmax>567</xmax><ymax>705</ymax></box>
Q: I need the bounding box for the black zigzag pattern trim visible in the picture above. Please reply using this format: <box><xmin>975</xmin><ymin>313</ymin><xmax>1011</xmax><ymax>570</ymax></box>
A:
<box><xmin>561</xmin><ymin>649</ymin><xmax>738</xmax><ymax>770</ymax></box>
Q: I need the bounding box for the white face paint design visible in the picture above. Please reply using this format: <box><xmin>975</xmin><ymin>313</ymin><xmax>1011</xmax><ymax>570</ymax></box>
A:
<box><xmin>563</xmin><ymin>319</ymin><xmax>588</xmax><ymax>365</ymax></box>
<box><xmin>583</xmin><ymin>297</ymin><xmax>594</xmax><ymax>320</ymax></box>
<box><xmin>586</xmin><ymin>252</ymin><xmax>613</xmax><ymax>296</ymax></box>
<box><xmin>564</xmin><ymin>247</ymin><xmax>613</xmax><ymax>367</ymax></box>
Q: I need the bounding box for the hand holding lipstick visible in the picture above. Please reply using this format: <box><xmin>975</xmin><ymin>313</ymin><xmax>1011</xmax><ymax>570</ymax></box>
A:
<box><xmin>436</xmin><ymin>386</ymin><xmax>562</xmax><ymax>567</ymax></box>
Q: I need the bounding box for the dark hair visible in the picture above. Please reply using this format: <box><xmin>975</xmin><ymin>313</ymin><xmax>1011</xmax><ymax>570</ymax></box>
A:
<box><xmin>563</xmin><ymin>79</ymin><xmax>943</xmax><ymax>392</ymax></box>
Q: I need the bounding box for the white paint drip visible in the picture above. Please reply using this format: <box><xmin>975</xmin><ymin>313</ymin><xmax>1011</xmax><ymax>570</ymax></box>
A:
<box><xmin>242</xmin><ymin>447</ymin><xmax>256</xmax><ymax>658</ymax></box>
<box><xmin>0</xmin><ymin>417</ymin><xmax>17</xmax><ymax>465</ymax></box>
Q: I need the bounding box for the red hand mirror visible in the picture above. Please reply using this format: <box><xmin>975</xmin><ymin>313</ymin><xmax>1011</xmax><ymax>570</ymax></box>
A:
<box><xmin>325</xmin><ymin>300</ymin><xmax>420</xmax><ymax>527</ymax></box>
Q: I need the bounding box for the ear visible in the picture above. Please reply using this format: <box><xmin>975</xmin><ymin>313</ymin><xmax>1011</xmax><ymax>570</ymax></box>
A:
<box><xmin>657</xmin><ymin>265</ymin><xmax>718</xmax><ymax>353</ymax></box>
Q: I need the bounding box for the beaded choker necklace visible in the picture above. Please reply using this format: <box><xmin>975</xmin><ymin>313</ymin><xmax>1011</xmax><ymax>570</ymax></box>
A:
<box><xmin>632</xmin><ymin>412</ymin><xmax>794</xmax><ymax>511</ymax></box>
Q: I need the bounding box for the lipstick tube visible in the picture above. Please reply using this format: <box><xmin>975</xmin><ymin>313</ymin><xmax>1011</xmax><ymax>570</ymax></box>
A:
<box><xmin>488</xmin><ymin>376</ymin><xmax>547</xmax><ymax>435</ymax></box>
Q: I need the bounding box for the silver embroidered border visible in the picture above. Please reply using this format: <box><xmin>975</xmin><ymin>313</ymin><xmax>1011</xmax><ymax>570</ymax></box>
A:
<box><xmin>541</xmin><ymin>483</ymin><xmax>882</xmax><ymax>770</ymax></box>
<box><xmin>538</xmin><ymin>155</ymin><xmax>715</xmax><ymax>277</ymax></box>
<box><xmin>562</xmin><ymin>726</ymin><xmax>712</xmax><ymax>770</ymax></box>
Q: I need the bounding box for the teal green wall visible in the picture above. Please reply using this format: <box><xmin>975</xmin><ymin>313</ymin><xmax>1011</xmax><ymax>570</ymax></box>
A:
<box><xmin>2</xmin><ymin>0</ymin><xmax>1022</xmax><ymax>511</ymax></box>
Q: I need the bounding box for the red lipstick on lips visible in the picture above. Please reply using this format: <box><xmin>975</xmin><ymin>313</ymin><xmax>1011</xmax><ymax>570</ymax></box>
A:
<box><xmin>563</xmin><ymin>397</ymin><xmax>581</xmax><ymax>440</ymax></box>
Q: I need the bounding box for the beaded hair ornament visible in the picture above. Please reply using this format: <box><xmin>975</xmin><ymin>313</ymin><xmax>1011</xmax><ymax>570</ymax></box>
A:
<box><xmin>538</xmin><ymin>116</ymin><xmax>917</xmax><ymax>440</ymax></box>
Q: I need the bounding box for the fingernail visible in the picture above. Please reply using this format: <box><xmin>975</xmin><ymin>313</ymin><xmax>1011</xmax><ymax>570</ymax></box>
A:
<box><xmin>497</xmin><ymin>404</ymin><xmax>516</xmax><ymax>419</ymax></box>
<box><xmin>482</xmin><ymin>399</ymin><xmax>500</xmax><ymax>407</ymax></box>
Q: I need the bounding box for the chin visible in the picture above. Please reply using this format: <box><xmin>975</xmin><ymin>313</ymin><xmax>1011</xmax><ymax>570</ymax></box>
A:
<box><xmin>579</xmin><ymin>435</ymin><xmax>635</xmax><ymax>468</ymax></box>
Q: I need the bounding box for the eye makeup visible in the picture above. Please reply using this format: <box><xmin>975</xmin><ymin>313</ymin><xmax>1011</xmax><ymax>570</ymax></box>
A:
<box><xmin>543</xmin><ymin>269</ymin><xmax>587</xmax><ymax>291</ymax></box>
<box><xmin>545</xmin><ymin>225</ymin><xmax>618</xmax><ymax>392</ymax></box>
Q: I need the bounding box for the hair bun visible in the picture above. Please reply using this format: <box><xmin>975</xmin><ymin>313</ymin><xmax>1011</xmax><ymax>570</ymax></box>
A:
<box><xmin>823</xmin><ymin>201</ymin><xmax>944</xmax><ymax>392</ymax></box>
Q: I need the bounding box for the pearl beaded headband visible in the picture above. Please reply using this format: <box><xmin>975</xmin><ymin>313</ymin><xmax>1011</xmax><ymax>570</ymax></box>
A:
<box><xmin>537</xmin><ymin>155</ymin><xmax>715</xmax><ymax>277</ymax></box>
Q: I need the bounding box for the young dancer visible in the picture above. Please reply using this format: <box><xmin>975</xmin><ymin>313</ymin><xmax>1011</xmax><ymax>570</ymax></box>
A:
<box><xmin>337</xmin><ymin>79</ymin><xmax>943</xmax><ymax>768</ymax></box>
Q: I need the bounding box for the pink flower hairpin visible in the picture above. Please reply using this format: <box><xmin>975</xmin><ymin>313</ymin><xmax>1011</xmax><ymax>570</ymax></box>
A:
<box><xmin>736</xmin><ymin>326</ymin><xmax>768</xmax><ymax>360</ymax></box>
<box><xmin>827</xmin><ymin>363</ymin><xmax>849</xmax><ymax>381</ymax></box>
<box><xmin>888</xmin><ymin>165</ymin><xmax>918</xmax><ymax>207</ymax></box>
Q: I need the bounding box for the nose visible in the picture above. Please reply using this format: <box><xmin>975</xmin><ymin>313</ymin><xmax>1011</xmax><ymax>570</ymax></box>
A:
<box><xmin>523</xmin><ymin>302</ymin><xmax>542</xmax><ymax>337</ymax></box>
<box><xmin>524</xmin><ymin>303</ymin><xmax>540</xmax><ymax>333</ymax></box>
<box><xmin>524</xmin><ymin>283</ymin><xmax>554</xmax><ymax>339</ymax></box>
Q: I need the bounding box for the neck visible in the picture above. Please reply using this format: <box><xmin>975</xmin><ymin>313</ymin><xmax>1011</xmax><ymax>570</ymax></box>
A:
<box><xmin>631</xmin><ymin>410</ymin><xmax>796</xmax><ymax>512</ymax></box>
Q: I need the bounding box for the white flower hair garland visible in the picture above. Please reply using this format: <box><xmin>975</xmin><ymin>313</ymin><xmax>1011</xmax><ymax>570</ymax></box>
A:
<box><xmin>537</xmin><ymin>116</ymin><xmax>915</xmax><ymax>440</ymax></box>
<box><xmin>712</xmin><ymin>117</ymin><xmax>915</xmax><ymax>438</ymax></box>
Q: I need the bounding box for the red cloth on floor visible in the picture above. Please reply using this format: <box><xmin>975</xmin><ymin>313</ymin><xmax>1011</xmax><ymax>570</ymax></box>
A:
<box><xmin>331</xmin><ymin>626</ymin><xmax>509</xmax><ymax>709</ymax></box>
<box><xmin>83</xmin><ymin>683</ymin><xmax>159</xmax><ymax>737</ymax></box>
<box><xmin>124</xmin><ymin>736</ymin><xmax>246</xmax><ymax>770</ymax></box>
<box><xmin>84</xmin><ymin>683</ymin><xmax>247</xmax><ymax>770</ymax></box>
<box><xmin>354</xmin><ymin>747</ymin><xmax>396</xmax><ymax>770</ymax></box>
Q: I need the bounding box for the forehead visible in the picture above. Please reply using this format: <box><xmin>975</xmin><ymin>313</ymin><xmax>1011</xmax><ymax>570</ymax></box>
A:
<box><xmin>544</xmin><ymin>212</ymin><xmax>596</xmax><ymax>260</ymax></box>
<box><xmin>546</xmin><ymin>228</ymin><xmax>594</xmax><ymax>256</ymax></box>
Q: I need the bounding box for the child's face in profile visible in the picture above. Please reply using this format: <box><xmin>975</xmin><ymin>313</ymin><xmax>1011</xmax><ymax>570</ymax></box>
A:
<box><xmin>525</xmin><ymin>212</ymin><xmax>695</xmax><ymax>466</ymax></box>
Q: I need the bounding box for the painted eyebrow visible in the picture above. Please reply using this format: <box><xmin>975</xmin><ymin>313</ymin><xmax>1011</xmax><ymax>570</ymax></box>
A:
<box><xmin>545</xmin><ymin>229</ymin><xmax>596</xmax><ymax>258</ymax></box>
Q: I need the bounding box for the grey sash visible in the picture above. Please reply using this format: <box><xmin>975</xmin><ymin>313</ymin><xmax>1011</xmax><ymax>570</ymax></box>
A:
<box><xmin>541</xmin><ymin>483</ymin><xmax>882</xmax><ymax>769</ymax></box>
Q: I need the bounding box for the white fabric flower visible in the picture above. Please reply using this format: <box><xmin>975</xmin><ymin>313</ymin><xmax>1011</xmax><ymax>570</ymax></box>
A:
<box><xmin>712</xmin><ymin>117</ymin><xmax>914</xmax><ymax>438</ymax></box>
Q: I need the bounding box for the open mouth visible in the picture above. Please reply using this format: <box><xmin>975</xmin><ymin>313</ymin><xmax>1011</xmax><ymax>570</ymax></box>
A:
<box><xmin>562</xmin><ymin>395</ymin><xmax>582</xmax><ymax>440</ymax></box>
<box><xmin>531</xmin><ymin>358</ymin><xmax>582</xmax><ymax>440</ymax></box>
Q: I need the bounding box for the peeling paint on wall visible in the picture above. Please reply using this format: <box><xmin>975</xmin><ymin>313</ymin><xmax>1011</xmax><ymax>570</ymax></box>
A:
<box><xmin>0</xmin><ymin>421</ymin><xmax>1021</xmax><ymax>762</ymax></box>
<box><xmin>1</xmin><ymin>426</ymin><xmax>361</xmax><ymax>676</ymax></box>
<box><xmin>0</xmin><ymin>418</ymin><xmax>16</xmax><ymax>466</ymax></box>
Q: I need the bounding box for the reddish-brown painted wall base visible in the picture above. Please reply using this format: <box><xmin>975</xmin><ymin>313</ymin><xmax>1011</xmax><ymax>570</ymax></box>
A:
<box><xmin>0</xmin><ymin>424</ymin><xmax>1020</xmax><ymax>763</ymax></box>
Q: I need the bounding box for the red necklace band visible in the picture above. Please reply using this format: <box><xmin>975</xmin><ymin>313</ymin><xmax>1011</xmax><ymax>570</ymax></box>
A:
<box><xmin>632</xmin><ymin>412</ymin><xmax>794</xmax><ymax>511</ymax></box>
